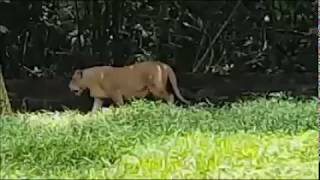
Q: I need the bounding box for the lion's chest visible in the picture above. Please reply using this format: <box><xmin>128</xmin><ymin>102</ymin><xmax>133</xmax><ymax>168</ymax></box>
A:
<box><xmin>89</xmin><ymin>85</ymin><xmax>107</xmax><ymax>98</ymax></box>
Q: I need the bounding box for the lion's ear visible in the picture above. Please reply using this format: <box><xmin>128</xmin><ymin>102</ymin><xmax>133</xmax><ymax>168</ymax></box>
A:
<box><xmin>75</xmin><ymin>69</ymin><xmax>83</xmax><ymax>78</ymax></box>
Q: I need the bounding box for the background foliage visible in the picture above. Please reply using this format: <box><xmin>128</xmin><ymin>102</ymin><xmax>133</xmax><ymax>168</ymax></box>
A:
<box><xmin>0</xmin><ymin>0</ymin><xmax>317</xmax><ymax>78</ymax></box>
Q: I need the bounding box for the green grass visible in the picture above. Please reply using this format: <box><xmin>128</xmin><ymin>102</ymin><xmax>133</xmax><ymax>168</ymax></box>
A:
<box><xmin>0</xmin><ymin>97</ymin><xmax>318</xmax><ymax>179</ymax></box>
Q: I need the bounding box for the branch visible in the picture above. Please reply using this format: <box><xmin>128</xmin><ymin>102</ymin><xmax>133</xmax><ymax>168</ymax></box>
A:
<box><xmin>204</xmin><ymin>48</ymin><xmax>215</xmax><ymax>73</ymax></box>
<box><xmin>267</xmin><ymin>27</ymin><xmax>317</xmax><ymax>36</ymax></box>
<box><xmin>21</xmin><ymin>31</ymin><xmax>30</xmax><ymax>64</ymax></box>
<box><xmin>192</xmin><ymin>0</ymin><xmax>242</xmax><ymax>73</ymax></box>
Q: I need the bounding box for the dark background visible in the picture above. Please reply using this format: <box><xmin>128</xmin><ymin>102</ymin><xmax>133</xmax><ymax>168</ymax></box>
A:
<box><xmin>0</xmin><ymin>0</ymin><xmax>317</xmax><ymax>111</ymax></box>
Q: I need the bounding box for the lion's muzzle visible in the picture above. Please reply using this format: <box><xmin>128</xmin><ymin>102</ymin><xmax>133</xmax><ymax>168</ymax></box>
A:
<box><xmin>69</xmin><ymin>82</ymin><xmax>83</xmax><ymax>96</ymax></box>
<box><xmin>71</xmin><ymin>89</ymin><xmax>82</xmax><ymax>96</ymax></box>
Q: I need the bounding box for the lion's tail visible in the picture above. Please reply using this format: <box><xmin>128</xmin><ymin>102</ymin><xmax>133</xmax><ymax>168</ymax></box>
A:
<box><xmin>165</xmin><ymin>65</ymin><xmax>190</xmax><ymax>105</ymax></box>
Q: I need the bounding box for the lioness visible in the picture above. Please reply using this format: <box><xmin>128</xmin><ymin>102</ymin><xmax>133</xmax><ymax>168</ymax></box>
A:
<box><xmin>69</xmin><ymin>61</ymin><xmax>190</xmax><ymax>111</ymax></box>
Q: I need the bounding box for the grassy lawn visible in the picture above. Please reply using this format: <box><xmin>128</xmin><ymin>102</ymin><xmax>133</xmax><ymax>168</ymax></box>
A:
<box><xmin>0</xmin><ymin>96</ymin><xmax>318</xmax><ymax>179</ymax></box>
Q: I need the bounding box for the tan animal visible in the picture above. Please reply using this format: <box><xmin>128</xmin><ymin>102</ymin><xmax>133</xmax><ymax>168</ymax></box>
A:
<box><xmin>69</xmin><ymin>61</ymin><xmax>190</xmax><ymax>111</ymax></box>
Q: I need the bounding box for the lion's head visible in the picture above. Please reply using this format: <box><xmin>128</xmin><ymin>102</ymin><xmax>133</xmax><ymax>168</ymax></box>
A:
<box><xmin>69</xmin><ymin>69</ymin><xmax>86</xmax><ymax>96</ymax></box>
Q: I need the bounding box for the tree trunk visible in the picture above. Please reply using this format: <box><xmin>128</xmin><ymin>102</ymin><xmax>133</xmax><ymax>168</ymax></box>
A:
<box><xmin>111</xmin><ymin>0</ymin><xmax>124</xmax><ymax>66</ymax></box>
<box><xmin>157</xmin><ymin>1</ymin><xmax>170</xmax><ymax>60</ymax></box>
<box><xmin>0</xmin><ymin>65</ymin><xmax>12</xmax><ymax>115</ymax></box>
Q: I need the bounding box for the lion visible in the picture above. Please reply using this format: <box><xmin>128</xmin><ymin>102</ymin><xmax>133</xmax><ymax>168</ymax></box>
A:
<box><xmin>68</xmin><ymin>61</ymin><xmax>190</xmax><ymax>111</ymax></box>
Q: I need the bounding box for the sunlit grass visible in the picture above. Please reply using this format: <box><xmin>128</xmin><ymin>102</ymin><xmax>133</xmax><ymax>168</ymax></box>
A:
<box><xmin>110</xmin><ymin>130</ymin><xmax>318</xmax><ymax>179</ymax></box>
<box><xmin>0</xmin><ymin>97</ymin><xmax>317</xmax><ymax>178</ymax></box>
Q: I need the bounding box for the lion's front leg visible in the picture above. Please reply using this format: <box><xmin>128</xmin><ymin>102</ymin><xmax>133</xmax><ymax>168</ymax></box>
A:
<box><xmin>92</xmin><ymin>98</ymin><xmax>104</xmax><ymax>111</ymax></box>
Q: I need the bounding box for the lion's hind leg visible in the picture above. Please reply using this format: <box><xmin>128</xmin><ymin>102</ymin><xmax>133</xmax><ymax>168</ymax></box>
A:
<box><xmin>149</xmin><ymin>86</ymin><xmax>174</xmax><ymax>104</ymax></box>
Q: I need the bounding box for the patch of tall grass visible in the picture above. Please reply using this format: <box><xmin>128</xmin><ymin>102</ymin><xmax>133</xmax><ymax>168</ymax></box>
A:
<box><xmin>0</xmin><ymin>97</ymin><xmax>317</xmax><ymax>178</ymax></box>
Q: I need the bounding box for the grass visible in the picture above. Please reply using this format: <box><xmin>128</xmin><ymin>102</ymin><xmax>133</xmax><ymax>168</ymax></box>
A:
<box><xmin>0</xmin><ymin>96</ymin><xmax>318</xmax><ymax>179</ymax></box>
